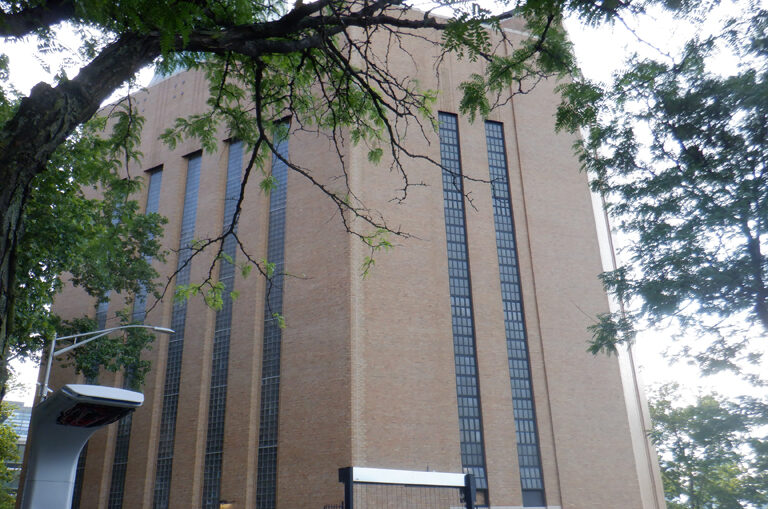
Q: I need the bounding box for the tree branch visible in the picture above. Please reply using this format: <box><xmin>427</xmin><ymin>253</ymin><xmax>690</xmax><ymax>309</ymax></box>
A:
<box><xmin>0</xmin><ymin>0</ymin><xmax>77</xmax><ymax>37</ymax></box>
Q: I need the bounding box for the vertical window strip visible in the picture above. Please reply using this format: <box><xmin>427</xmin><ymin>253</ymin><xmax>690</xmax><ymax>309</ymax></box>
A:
<box><xmin>202</xmin><ymin>141</ymin><xmax>244</xmax><ymax>509</ymax></box>
<box><xmin>107</xmin><ymin>412</ymin><xmax>133</xmax><ymax>509</ymax></box>
<box><xmin>96</xmin><ymin>297</ymin><xmax>110</xmax><ymax>330</ymax></box>
<box><xmin>255</xmin><ymin>132</ymin><xmax>289</xmax><ymax>509</ymax></box>
<box><xmin>438</xmin><ymin>112</ymin><xmax>489</xmax><ymax>492</ymax></box>
<box><xmin>484</xmin><ymin>121</ymin><xmax>545</xmax><ymax>507</ymax></box>
<box><xmin>90</xmin><ymin>296</ymin><xmax>109</xmax><ymax>386</ymax></box>
<box><xmin>132</xmin><ymin>169</ymin><xmax>164</xmax><ymax>323</ymax></box>
<box><xmin>108</xmin><ymin>168</ymin><xmax>163</xmax><ymax>509</ymax></box>
<box><xmin>153</xmin><ymin>154</ymin><xmax>202</xmax><ymax>509</ymax></box>
<box><xmin>70</xmin><ymin>448</ymin><xmax>88</xmax><ymax>509</ymax></box>
<box><xmin>71</xmin><ymin>290</ymin><xmax>111</xmax><ymax>509</ymax></box>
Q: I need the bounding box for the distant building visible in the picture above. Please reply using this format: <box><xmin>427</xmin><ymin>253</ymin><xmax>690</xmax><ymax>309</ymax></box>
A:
<box><xmin>5</xmin><ymin>402</ymin><xmax>31</xmax><ymax>442</ymax></box>
<box><xmin>4</xmin><ymin>401</ymin><xmax>31</xmax><ymax>495</ymax></box>
<box><xmin>44</xmin><ymin>17</ymin><xmax>664</xmax><ymax>509</ymax></box>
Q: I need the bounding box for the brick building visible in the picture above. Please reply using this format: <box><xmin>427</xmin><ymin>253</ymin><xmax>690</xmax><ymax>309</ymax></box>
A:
<box><xmin>46</xmin><ymin>17</ymin><xmax>665</xmax><ymax>509</ymax></box>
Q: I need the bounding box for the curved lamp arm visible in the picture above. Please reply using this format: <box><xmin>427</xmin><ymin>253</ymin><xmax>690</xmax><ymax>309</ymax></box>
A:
<box><xmin>41</xmin><ymin>325</ymin><xmax>174</xmax><ymax>400</ymax></box>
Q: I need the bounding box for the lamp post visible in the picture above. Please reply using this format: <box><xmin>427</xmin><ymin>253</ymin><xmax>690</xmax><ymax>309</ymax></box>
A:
<box><xmin>22</xmin><ymin>384</ymin><xmax>145</xmax><ymax>509</ymax></box>
<box><xmin>20</xmin><ymin>324</ymin><xmax>174</xmax><ymax>509</ymax></box>
<box><xmin>41</xmin><ymin>324</ymin><xmax>174</xmax><ymax>400</ymax></box>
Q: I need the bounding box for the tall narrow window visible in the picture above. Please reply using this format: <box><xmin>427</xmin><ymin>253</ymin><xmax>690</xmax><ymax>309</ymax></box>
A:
<box><xmin>71</xmin><ymin>293</ymin><xmax>111</xmax><ymax>508</ymax></box>
<box><xmin>72</xmin><ymin>195</ymin><xmax>123</xmax><ymax>508</ymax></box>
<box><xmin>153</xmin><ymin>154</ymin><xmax>202</xmax><ymax>509</ymax></box>
<box><xmin>108</xmin><ymin>167</ymin><xmax>163</xmax><ymax>509</ymax></box>
<box><xmin>95</xmin><ymin>298</ymin><xmax>109</xmax><ymax>329</ymax></box>
<box><xmin>484</xmin><ymin>121</ymin><xmax>545</xmax><ymax>507</ymax></box>
<box><xmin>255</xmin><ymin>128</ymin><xmax>289</xmax><ymax>509</ymax></box>
<box><xmin>202</xmin><ymin>141</ymin><xmax>244</xmax><ymax>508</ymax></box>
<box><xmin>71</xmin><ymin>446</ymin><xmax>88</xmax><ymax>509</ymax></box>
<box><xmin>438</xmin><ymin>112</ymin><xmax>489</xmax><ymax>498</ymax></box>
<box><xmin>131</xmin><ymin>168</ymin><xmax>164</xmax><ymax>323</ymax></box>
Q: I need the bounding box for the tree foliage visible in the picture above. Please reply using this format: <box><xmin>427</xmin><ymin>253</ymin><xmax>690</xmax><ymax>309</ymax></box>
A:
<box><xmin>649</xmin><ymin>385</ymin><xmax>768</xmax><ymax>509</ymax></box>
<box><xmin>557</xmin><ymin>5</ymin><xmax>768</xmax><ymax>371</ymax></box>
<box><xmin>0</xmin><ymin>404</ymin><xmax>19</xmax><ymax>509</ymax></box>
<box><xmin>9</xmin><ymin>110</ymin><xmax>166</xmax><ymax>379</ymax></box>
<box><xmin>54</xmin><ymin>314</ymin><xmax>155</xmax><ymax>389</ymax></box>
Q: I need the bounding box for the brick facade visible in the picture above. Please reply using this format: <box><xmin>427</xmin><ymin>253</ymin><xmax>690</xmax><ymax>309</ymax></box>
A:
<box><xmin>45</xmin><ymin>20</ymin><xmax>665</xmax><ymax>509</ymax></box>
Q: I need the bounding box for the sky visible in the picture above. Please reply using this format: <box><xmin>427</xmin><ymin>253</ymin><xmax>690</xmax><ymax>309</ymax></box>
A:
<box><xmin>1</xmin><ymin>1</ymin><xmax>763</xmax><ymax>405</ymax></box>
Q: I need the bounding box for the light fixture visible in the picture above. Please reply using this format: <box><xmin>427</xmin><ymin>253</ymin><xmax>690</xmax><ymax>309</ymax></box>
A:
<box><xmin>41</xmin><ymin>324</ymin><xmax>175</xmax><ymax>399</ymax></box>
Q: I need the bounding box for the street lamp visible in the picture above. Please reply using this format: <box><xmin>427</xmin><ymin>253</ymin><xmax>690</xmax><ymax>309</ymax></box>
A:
<box><xmin>21</xmin><ymin>384</ymin><xmax>145</xmax><ymax>509</ymax></box>
<box><xmin>19</xmin><ymin>324</ymin><xmax>174</xmax><ymax>509</ymax></box>
<box><xmin>41</xmin><ymin>324</ymin><xmax>174</xmax><ymax>400</ymax></box>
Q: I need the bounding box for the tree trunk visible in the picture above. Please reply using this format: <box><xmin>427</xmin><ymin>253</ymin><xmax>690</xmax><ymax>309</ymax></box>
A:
<box><xmin>0</xmin><ymin>33</ymin><xmax>161</xmax><ymax>402</ymax></box>
<box><xmin>745</xmin><ymin>235</ymin><xmax>768</xmax><ymax>330</ymax></box>
<box><xmin>0</xmin><ymin>147</ymin><xmax>37</xmax><ymax>402</ymax></box>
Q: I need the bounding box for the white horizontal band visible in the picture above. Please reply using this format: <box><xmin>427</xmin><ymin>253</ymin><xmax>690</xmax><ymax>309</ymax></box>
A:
<box><xmin>351</xmin><ymin>467</ymin><xmax>466</xmax><ymax>487</ymax></box>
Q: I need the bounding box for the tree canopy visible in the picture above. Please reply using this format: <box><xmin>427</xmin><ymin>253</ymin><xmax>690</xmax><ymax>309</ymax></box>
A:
<box><xmin>649</xmin><ymin>385</ymin><xmax>768</xmax><ymax>509</ymax></box>
<box><xmin>0</xmin><ymin>404</ymin><xmax>19</xmax><ymax>509</ymax></box>
<box><xmin>557</xmin><ymin>4</ymin><xmax>768</xmax><ymax>376</ymax></box>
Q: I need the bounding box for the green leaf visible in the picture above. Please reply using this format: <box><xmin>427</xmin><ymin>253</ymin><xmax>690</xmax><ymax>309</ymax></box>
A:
<box><xmin>272</xmin><ymin>312</ymin><xmax>286</xmax><ymax>329</ymax></box>
<box><xmin>260</xmin><ymin>175</ymin><xmax>278</xmax><ymax>193</ymax></box>
<box><xmin>367</xmin><ymin>147</ymin><xmax>383</xmax><ymax>164</ymax></box>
